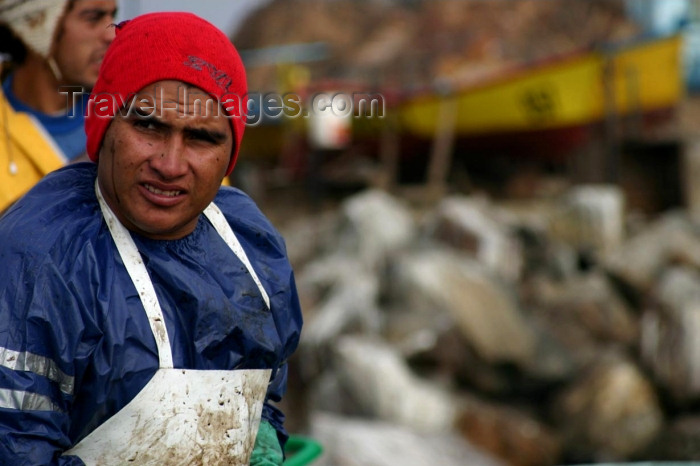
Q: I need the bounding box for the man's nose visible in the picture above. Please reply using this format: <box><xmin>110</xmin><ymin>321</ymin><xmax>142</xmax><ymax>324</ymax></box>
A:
<box><xmin>150</xmin><ymin>136</ymin><xmax>189</xmax><ymax>179</ymax></box>
<box><xmin>102</xmin><ymin>18</ymin><xmax>116</xmax><ymax>44</ymax></box>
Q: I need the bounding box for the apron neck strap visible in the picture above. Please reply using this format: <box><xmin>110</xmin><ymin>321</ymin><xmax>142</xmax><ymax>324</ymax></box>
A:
<box><xmin>202</xmin><ymin>203</ymin><xmax>271</xmax><ymax>310</ymax></box>
<box><xmin>95</xmin><ymin>179</ymin><xmax>174</xmax><ymax>368</ymax></box>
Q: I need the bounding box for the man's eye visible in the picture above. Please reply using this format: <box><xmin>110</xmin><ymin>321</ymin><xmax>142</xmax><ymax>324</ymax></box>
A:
<box><xmin>187</xmin><ymin>130</ymin><xmax>219</xmax><ymax>144</ymax></box>
<box><xmin>192</xmin><ymin>134</ymin><xmax>216</xmax><ymax>144</ymax></box>
<box><xmin>81</xmin><ymin>11</ymin><xmax>108</xmax><ymax>25</ymax></box>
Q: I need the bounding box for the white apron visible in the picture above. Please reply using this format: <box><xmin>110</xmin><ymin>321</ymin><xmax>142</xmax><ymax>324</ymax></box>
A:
<box><xmin>63</xmin><ymin>181</ymin><xmax>273</xmax><ymax>465</ymax></box>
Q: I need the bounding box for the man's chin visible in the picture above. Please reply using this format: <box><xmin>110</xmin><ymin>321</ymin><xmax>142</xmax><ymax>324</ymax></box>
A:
<box><xmin>78</xmin><ymin>67</ymin><xmax>102</xmax><ymax>91</ymax></box>
<box><xmin>82</xmin><ymin>76</ymin><xmax>98</xmax><ymax>92</ymax></box>
<box><xmin>64</xmin><ymin>76</ymin><xmax>96</xmax><ymax>93</ymax></box>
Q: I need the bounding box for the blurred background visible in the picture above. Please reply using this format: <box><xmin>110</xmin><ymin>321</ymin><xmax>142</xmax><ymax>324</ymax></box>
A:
<box><xmin>126</xmin><ymin>1</ymin><xmax>700</xmax><ymax>464</ymax></box>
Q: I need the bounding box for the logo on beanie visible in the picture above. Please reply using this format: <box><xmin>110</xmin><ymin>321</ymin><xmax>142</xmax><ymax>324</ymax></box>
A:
<box><xmin>183</xmin><ymin>55</ymin><xmax>233</xmax><ymax>92</ymax></box>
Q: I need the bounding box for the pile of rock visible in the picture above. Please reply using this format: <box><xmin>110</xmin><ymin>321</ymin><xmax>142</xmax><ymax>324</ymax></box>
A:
<box><xmin>276</xmin><ymin>186</ymin><xmax>700</xmax><ymax>465</ymax></box>
<box><xmin>235</xmin><ymin>0</ymin><xmax>639</xmax><ymax>93</ymax></box>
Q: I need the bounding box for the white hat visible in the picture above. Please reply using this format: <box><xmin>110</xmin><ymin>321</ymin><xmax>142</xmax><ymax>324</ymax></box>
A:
<box><xmin>0</xmin><ymin>0</ymin><xmax>68</xmax><ymax>59</ymax></box>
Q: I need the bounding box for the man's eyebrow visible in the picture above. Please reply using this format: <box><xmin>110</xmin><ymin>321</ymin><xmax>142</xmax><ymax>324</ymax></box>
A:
<box><xmin>131</xmin><ymin>106</ymin><xmax>156</xmax><ymax>118</ymax></box>
<box><xmin>127</xmin><ymin>108</ymin><xmax>227</xmax><ymax>142</ymax></box>
<box><xmin>126</xmin><ymin>103</ymin><xmax>227</xmax><ymax>141</ymax></box>
<box><xmin>78</xmin><ymin>7</ymin><xmax>118</xmax><ymax>20</ymax></box>
<box><xmin>126</xmin><ymin>107</ymin><xmax>170</xmax><ymax>128</ymax></box>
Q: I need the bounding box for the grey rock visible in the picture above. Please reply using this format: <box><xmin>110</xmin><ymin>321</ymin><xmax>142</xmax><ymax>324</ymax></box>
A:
<box><xmin>641</xmin><ymin>266</ymin><xmax>700</xmax><ymax>403</ymax></box>
<box><xmin>337</xmin><ymin>189</ymin><xmax>416</xmax><ymax>270</ymax></box>
<box><xmin>332</xmin><ymin>335</ymin><xmax>457</xmax><ymax>432</ymax></box>
<box><xmin>456</xmin><ymin>396</ymin><xmax>562</xmax><ymax>466</ymax></box>
<box><xmin>605</xmin><ymin>211</ymin><xmax>700</xmax><ymax>292</ymax></box>
<box><xmin>390</xmin><ymin>248</ymin><xmax>537</xmax><ymax>366</ymax></box>
<box><xmin>424</xmin><ymin>195</ymin><xmax>524</xmax><ymax>283</ymax></box>
<box><xmin>552</xmin><ymin>355</ymin><xmax>664</xmax><ymax>461</ymax></box>
<box><xmin>310</xmin><ymin>411</ymin><xmax>505</xmax><ymax>466</ymax></box>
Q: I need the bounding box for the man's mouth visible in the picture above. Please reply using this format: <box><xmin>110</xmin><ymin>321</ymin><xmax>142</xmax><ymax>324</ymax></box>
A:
<box><xmin>144</xmin><ymin>184</ymin><xmax>182</xmax><ymax>197</ymax></box>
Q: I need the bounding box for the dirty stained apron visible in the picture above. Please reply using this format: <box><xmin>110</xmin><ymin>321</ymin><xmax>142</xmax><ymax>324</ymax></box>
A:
<box><xmin>63</xmin><ymin>181</ymin><xmax>273</xmax><ymax>465</ymax></box>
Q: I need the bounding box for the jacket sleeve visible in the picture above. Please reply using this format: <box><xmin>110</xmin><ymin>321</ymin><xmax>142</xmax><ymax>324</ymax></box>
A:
<box><xmin>259</xmin><ymin>241</ymin><xmax>303</xmax><ymax>451</ymax></box>
<box><xmin>261</xmin><ymin>362</ymin><xmax>291</xmax><ymax>447</ymax></box>
<box><xmin>0</xmin><ymin>252</ymin><xmax>87</xmax><ymax>465</ymax></box>
<box><xmin>219</xmin><ymin>189</ymin><xmax>304</xmax><ymax>452</ymax></box>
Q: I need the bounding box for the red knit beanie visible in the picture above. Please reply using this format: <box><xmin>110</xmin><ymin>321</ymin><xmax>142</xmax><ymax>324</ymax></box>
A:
<box><xmin>85</xmin><ymin>12</ymin><xmax>247</xmax><ymax>176</ymax></box>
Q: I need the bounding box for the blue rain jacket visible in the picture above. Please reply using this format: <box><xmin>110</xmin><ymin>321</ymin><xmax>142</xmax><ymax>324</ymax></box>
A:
<box><xmin>0</xmin><ymin>163</ymin><xmax>303</xmax><ymax>465</ymax></box>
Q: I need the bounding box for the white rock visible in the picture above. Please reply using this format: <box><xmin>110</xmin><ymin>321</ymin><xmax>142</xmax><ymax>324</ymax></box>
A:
<box><xmin>338</xmin><ymin>189</ymin><xmax>416</xmax><ymax>270</ymax></box>
<box><xmin>392</xmin><ymin>249</ymin><xmax>536</xmax><ymax>365</ymax></box>
<box><xmin>334</xmin><ymin>336</ymin><xmax>457</xmax><ymax>432</ymax></box>
<box><xmin>310</xmin><ymin>411</ymin><xmax>505</xmax><ymax>466</ymax></box>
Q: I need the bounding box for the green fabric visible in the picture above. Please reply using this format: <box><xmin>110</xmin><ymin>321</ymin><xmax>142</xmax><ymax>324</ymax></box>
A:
<box><xmin>250</xmin><ymin>420</ymin><xmax>284</xmax><ymax>466</ymax></box>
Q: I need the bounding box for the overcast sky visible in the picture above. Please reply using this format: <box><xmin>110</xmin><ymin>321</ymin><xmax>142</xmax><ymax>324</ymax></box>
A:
<box><xmin>116</xmin><ymin>0</ymin><xmax>271</xmax><ymax>37</ymax></box>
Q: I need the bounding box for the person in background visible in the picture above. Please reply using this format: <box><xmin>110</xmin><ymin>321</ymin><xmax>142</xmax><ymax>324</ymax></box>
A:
<box><xmin>0</xmin><ymin>0</ymin><xmax>116</xmax><ymax>213</ymax></box>
<box><xmin>0</xmin><ymin>11</ymin><xmax>302</xmax><ymax>465</ymax></box>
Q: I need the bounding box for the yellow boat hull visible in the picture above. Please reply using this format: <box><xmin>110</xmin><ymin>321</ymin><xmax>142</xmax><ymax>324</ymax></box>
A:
<box><xmin>399</xmin><ymin>36</ymin><xmax>683</xmax><ymax>138</ymax></box>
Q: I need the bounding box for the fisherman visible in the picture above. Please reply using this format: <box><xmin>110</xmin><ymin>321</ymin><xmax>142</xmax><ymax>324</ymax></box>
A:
<box><xmin>0</xmin><ymin>0</ymin><xmax>117</xmax><ymax>213</ymax></box>
<box><xmin>0</xmin><ymin>12</ymin><xmax>302</xmax><ymax>465</ymax></box>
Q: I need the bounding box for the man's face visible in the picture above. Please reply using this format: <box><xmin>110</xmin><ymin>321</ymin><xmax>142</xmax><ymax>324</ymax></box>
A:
<box><xmin>53</xmin><ymin>0</ymin><xmax>117</xmax><ymax>88</ymax></box>
<box><xmin>97</xmin><ymin>80</ymin><xmax>233</xmax><ymax>240</ymax></box>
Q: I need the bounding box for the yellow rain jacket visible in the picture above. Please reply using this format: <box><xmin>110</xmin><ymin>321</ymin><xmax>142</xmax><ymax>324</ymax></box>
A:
<box><xmin>0</xmin><ymin>89</ymin><xmax>66</xmax><ymax>213</ymax></box>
